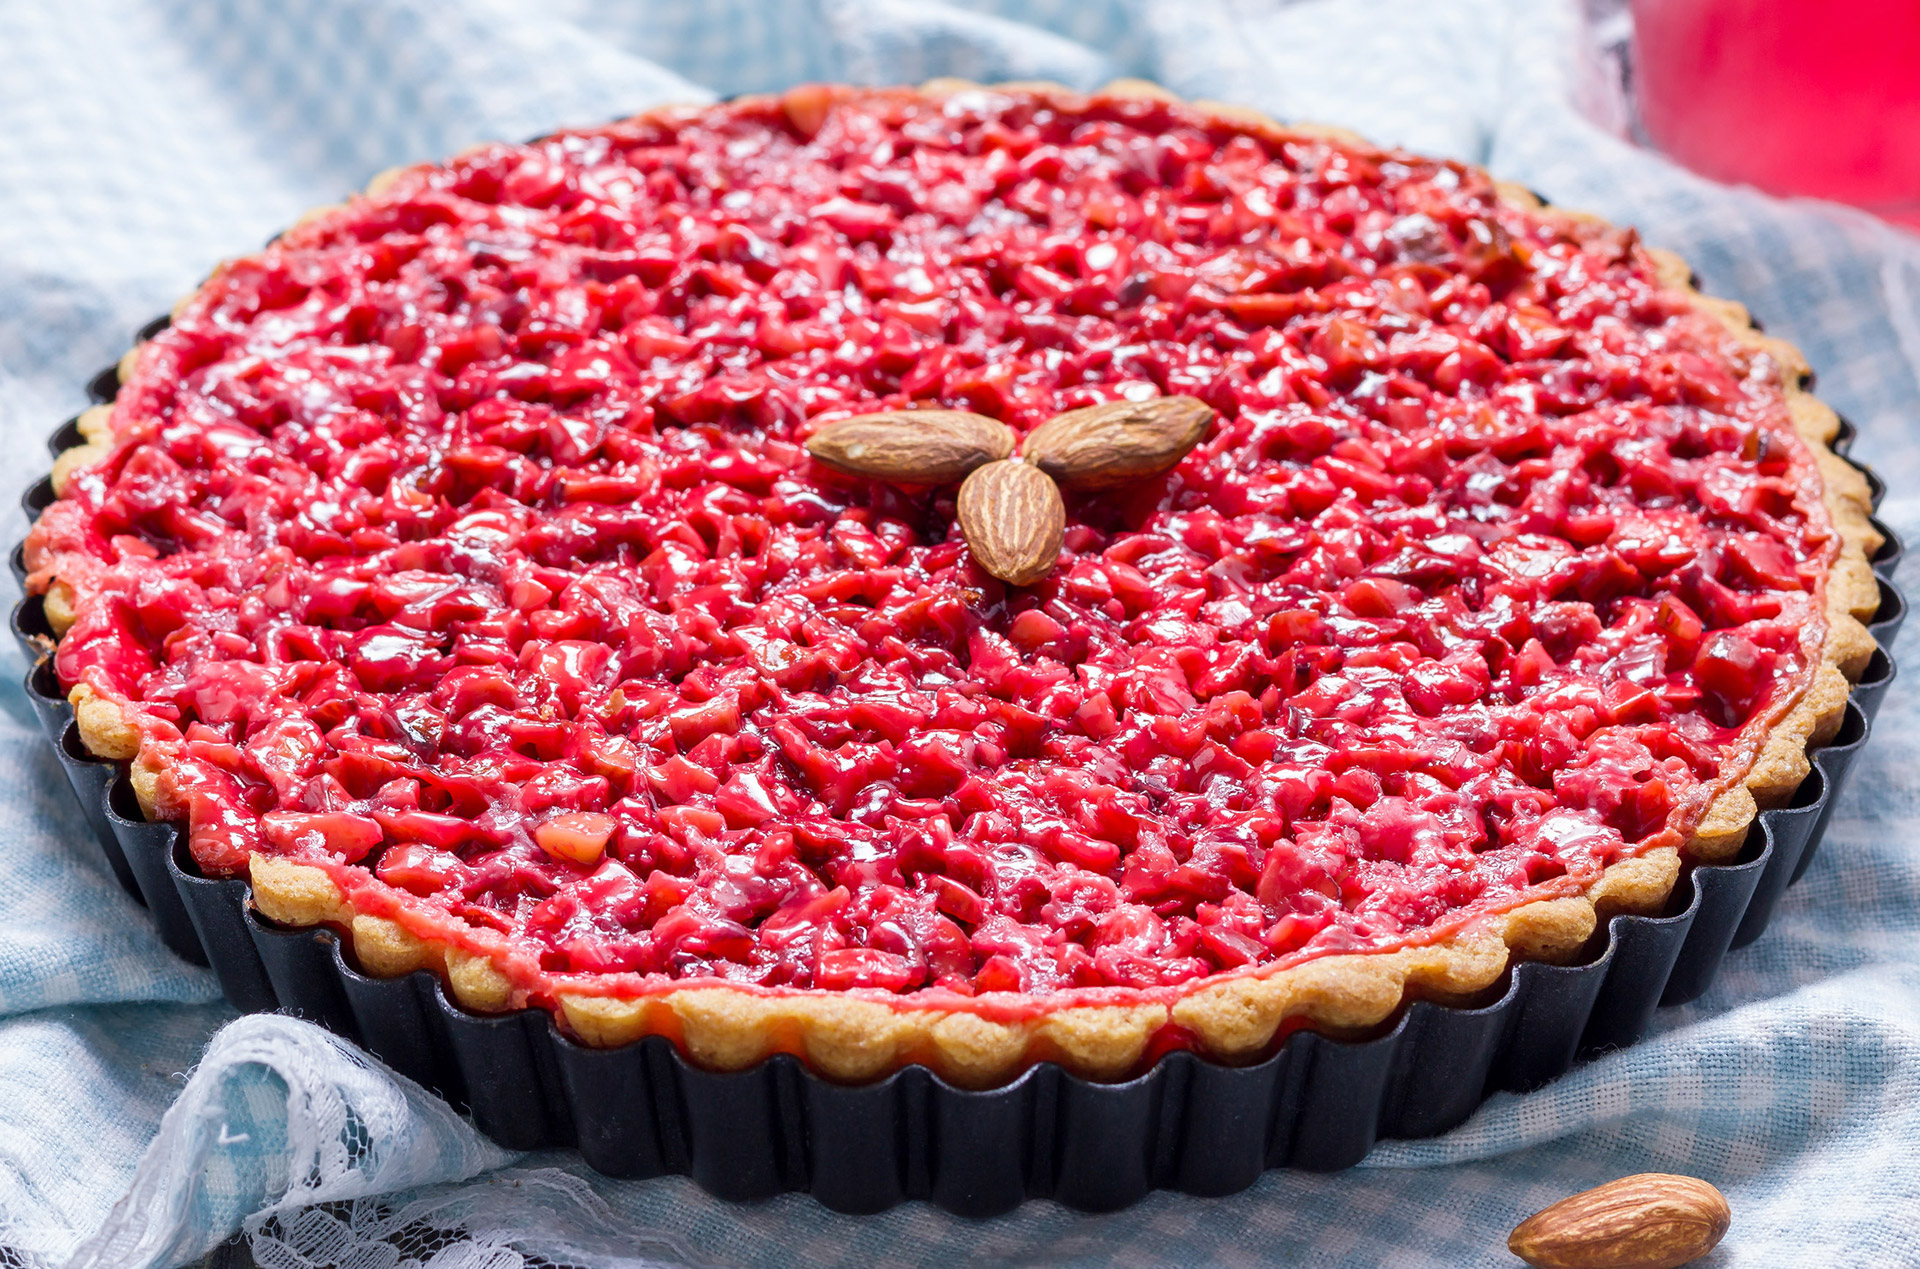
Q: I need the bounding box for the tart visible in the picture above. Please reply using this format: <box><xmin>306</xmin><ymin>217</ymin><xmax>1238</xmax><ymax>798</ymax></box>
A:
<box><xmin>24</xmin><ymin>80</ymin><xmax>1883</xmax><ymax>1090</ymax></box>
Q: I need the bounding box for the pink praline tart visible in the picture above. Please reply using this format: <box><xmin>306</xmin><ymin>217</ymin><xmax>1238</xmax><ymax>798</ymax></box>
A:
<box><xmin>26</xmin><ymin>81</ymin><xmax>1882</xmax><ymax>1087</ymax></box>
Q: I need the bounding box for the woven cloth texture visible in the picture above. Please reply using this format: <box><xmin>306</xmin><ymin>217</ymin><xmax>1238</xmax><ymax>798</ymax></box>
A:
<box><xmin>2</xmin><ymin>1</ymin><xmax>1918</xmax><ymax>1265</ymax></box>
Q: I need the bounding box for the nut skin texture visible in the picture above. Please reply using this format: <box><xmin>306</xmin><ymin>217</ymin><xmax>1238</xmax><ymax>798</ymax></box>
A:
<box><xmin>957</xmin><ymin>459</ymin><xmax>1065</xmax><ymax>586</ymax></box>
<box><xmin>1508</xmin><ymin>1174</ymin><xmax>1731</xmax><ymax>1269</ymax></box>
<box><xmin>1022</xmin><ymin>395</ymin><xmax>1214</xmax><ymax>490</ymax></box>
<box><xmin>805</xmin><ymin>409</ymin><xmax>1015</xmax><ymax>485</ymax></box>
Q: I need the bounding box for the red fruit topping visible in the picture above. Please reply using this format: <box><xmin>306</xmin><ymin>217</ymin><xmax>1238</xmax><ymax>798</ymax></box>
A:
<box><xmin>262</xmin><ymin>811</ymin><xmax>383</xmax><ymax>864</ymax></box>
<box><xmin>1692</xmin><ymin>631</ymin><xmax>1780</xmax><ymax>727</ymax></box>
<box><xmin>29</xmin><ymin>88</ymin><xmax>1834</xmax><ymax>1004</ymax></box>
<box><xmin>534</xmin><ymin>811</ymin><xmax>617</xmax><ymax>867</ymax></box>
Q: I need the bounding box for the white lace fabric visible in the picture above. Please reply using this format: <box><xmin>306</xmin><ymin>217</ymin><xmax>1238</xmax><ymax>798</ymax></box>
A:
<box><xmin>246</xmin><ymin>1176</ymin><xmax>704</xmax><ymax>1269</ymax></box>
<box><xmin>61</xmin><ymin>1016</ymin><xmax>510</xmax><ymax>1269</ymax></box>
<box><xmin>57</xmin><ymin>1015</ymin><xmax>707</xmax><ymax>1268</ymax></box>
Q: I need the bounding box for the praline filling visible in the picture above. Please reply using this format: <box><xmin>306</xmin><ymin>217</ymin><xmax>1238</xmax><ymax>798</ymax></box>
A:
<box><xmin>30</xmin><ymin>88</ymin><xmax>1832</xmax><ymax>1000</ymax></box>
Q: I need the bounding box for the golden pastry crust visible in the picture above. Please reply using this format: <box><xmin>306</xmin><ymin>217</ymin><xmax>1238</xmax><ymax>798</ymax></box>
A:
<box><xmin>46</xmin><ymin>79</ymin><xmax>1881</xmax><ymax>1089</ymax></box>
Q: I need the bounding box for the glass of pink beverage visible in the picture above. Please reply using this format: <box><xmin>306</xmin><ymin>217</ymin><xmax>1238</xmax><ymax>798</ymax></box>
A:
<box><xmin>1631</xmin><ymin>0</ymin><xmax>1920</xmax><ymax>230</ymax></box>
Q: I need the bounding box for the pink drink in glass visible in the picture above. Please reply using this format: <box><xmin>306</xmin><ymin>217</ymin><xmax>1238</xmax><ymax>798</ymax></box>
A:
<box><xmin>1631</xmin><ymin>0</ymin><xmax>1920</xmax><ymax>230</ymax></box>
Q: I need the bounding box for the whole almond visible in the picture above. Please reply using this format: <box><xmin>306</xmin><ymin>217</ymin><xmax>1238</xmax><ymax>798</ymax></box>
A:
<box><xmin>1021</xmin><ymin>395</ymin><xmax>1214</xmax><ymax>490</ymax></box>
<box><xmin>957</xmin><ymin>459</ymin><xmax>1064</xmax><ymax>586</ymax></box>
<box><xmin>1508</xmin><ymin>1174</ymin><xmax>1730</xmax><ymax>1269</ymax></box>
<box><xmin>805</xmin><ymin>410</ymin><xmax>1015</xmax><ymax>485</ymax></box>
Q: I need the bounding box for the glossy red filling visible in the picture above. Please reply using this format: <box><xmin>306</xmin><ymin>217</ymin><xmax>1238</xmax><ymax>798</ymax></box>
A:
<box><xmin>31</xmin><ymin>88</ymin><xmax>1833</xmax><ymax>1002</ymax></box>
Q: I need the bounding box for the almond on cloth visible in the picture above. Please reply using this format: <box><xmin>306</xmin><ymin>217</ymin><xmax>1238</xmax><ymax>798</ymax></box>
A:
<box><xmin>1507</xmin><ymin>1173</ymin><xmax>1731</xmax><ymax>1268</ymax></box>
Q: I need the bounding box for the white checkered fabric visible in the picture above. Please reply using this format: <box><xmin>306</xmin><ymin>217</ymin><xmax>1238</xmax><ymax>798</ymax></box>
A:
<box><xmin>3</xmin><ymin>2</ymin><xmax>1919</xmax><ymax>1266</ymax></box>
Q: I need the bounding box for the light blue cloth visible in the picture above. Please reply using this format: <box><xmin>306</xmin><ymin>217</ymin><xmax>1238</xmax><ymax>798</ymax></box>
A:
<box><xmin>3</xmin><ymin>2</ymin><xmax>1919</xmax><ymax>1265</ymax></box>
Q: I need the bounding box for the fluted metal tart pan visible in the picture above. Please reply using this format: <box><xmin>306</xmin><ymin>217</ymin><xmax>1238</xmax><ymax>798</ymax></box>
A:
<box><xmin>9</xmin><ymin>323</ymin><xmax>1904</xmax><ymax>1215</ymax></box>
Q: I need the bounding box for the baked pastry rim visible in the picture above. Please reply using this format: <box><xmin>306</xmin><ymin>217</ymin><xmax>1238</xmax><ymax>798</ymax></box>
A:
<box><xmin>33</xmin><ymin>77</ymin><xmax>1886</xmax><ymax>1090</ymax></box>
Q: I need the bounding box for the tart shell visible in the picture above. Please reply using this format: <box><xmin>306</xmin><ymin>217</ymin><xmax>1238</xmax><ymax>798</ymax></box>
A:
<box><xmin>17</xmin><ymin>82</ymin><xmax>1901</xmax><ymax>1143</ymax></box>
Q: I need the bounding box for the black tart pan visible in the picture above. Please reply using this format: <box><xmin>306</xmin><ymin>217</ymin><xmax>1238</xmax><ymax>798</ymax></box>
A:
<box><xmin>11</xmin><ymin>324</ymin><xmax>1905</xmax><ymax>1215</ymax></box>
